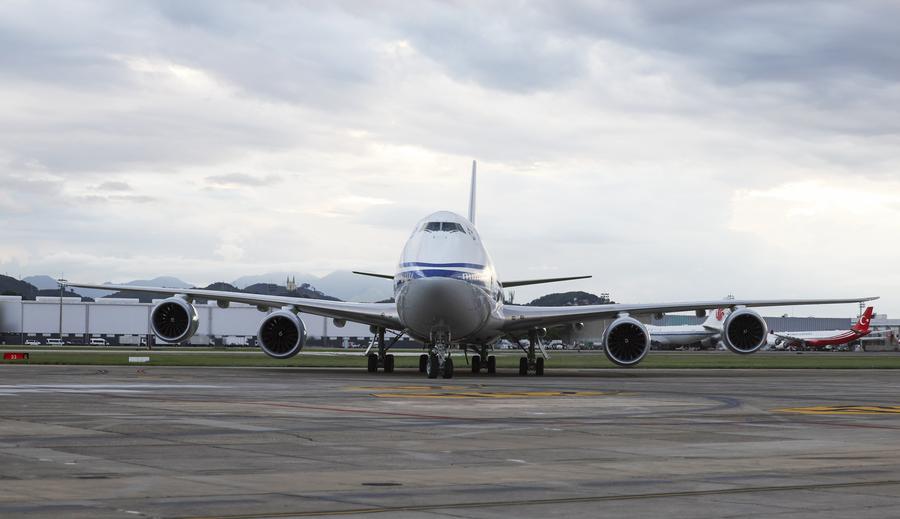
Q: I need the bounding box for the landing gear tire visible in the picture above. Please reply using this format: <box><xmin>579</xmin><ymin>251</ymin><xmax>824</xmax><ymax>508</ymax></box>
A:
<box><xmin>536</xmin><ymin>357</ymin><xmax>544</xmax><ymax>376</ymax></box>
<box><xmin>419</xmin><ymin>354</ymin><xmax>428</xmax><ymax>373</ymax></box>
<box><xmin>367</xmin><ymin>353</ymin><xmax>378</xmax><ymax>373</ymax></box>
<box><xmin>471</xmin><ymin>355</ymin><xmax>481</xmax><ymax>373</ymax></box>
<box><xmin>487</xmin><ymin>355</ymin><xmax>497</xmax><ymax>374</ymax></box>
<box><xmin>384</xmin><ymin>354</ymin><xmax>395</xmax><ymax>373</ymax></box>
<box><xmin>443</xmin><ymin>357</ymin><xmax>454</xmax><ymax>379</ymax></box>
<box><xmin>426</xmin><ymin>354</ymin><xmax>439</xmax><ymax>379</ymax></box>
<box><xmin>518</xmin><ymin>357</ymin><xmax>528</xmax><ymax>376</ymax></box>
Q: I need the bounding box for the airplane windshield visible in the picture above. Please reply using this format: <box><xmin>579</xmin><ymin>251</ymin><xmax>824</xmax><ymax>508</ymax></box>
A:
<box><xmin>422</xmin><ymin>221</ymin><xmax>465</xmax><ymax>233</ymax></box>
<box><xmin>442</xmin><ymin>222</ymin><xmax>464</xmax><ymax>232</ymax></box>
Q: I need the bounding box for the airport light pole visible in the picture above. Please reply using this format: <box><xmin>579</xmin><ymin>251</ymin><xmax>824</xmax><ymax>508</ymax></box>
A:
<box><xmin>57</xmin><ymin>278</ymin><xmax>67</xmax><ymax>342</ymax></box>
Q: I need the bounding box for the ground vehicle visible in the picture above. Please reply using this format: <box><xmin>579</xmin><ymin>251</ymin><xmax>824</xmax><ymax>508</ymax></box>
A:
<box><xmin>89</xmin><ymin>337</ymin><xmax>108</xmax><ymax>346</ymax></box>
<box><xmin>24</xmin><ymin>339</ymin><xmax>41</xmax><ymax>346</ymax></box>
<box><xmin>46</xmin><ymin>338</ymin><xmax>66</xmax><ymax>346</ymax></box>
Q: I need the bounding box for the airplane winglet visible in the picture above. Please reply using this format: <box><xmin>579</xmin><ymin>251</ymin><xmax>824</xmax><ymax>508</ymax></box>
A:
<box><xmin>352</xmin><ymin>271</ymin><xmax>394</xmax><ymax>280</ymax></box>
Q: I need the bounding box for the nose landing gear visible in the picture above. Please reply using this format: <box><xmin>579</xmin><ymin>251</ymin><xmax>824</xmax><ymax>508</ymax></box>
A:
<box><xmin>424</xmin><ymin>327</ymin><xmax>454</xmax><ymax>379</ymax></box>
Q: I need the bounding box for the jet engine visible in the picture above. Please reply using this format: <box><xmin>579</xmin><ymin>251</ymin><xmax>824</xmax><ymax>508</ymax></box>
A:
<box><xmin>603</xmin><ymin>316</ymin><xmax>650</xmax><ymax>367</ymax></box>
<box><xmin>722</xmin><ymin>308</ymin><xmax>768</xmax><ymax>354</ymax></box>
<box><xmin>150</xmin><ymin>297</ymin><xmax>199</xmax><ymax>343</ymax></box>
<box><xmin>257</xmin><ymin>310</ymin><xmax>307</xmax><ymax>359</ymax></box>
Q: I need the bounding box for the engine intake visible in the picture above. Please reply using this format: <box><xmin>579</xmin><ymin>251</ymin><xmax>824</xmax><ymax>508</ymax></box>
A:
<box><xmin>603</xmin><ymin>316</ymin><xmax>650</xmax><ymax>367</ymax></box>
<box><xmin>150</xmin><ymin>297</ymin><xmax>199</xmax><ymax>343</ymax></box>
<box><xmin>722</xmin><ymin>309</ymin><xmax>768</xmax><ymax>354</ymax></box>
<box><xmin>258</xmin><ymin>310</ymin><xmax>307</xmax><ymax>359</ymax></box>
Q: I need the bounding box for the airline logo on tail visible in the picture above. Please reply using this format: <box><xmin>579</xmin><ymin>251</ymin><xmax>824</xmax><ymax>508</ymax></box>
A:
<box><xmin>703</xmin><ymin>308</ymin><xmax>729</xmax><ymax>330</ymax></box>
<box><xmin>852</xmin><ymin>306</ymin><xmax>874</xmax><ymax>333</ymax></box>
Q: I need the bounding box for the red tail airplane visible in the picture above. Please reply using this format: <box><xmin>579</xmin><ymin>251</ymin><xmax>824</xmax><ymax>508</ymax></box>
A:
<box><xmin>771</xmin><ymin>307</ymin><xmax>885</xmax><ymax>349</ymax></box>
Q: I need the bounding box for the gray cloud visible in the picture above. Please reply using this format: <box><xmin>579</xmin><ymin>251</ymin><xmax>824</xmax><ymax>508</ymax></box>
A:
<box><xmin>97</xmin><ymin>181</ymin><xmax>132</xmax><ymax>191</ymax></box>
<box><xmin>205</xmin><ymin>173</ymin><xmax>282</xmax><ymax>187</ymax></box>
<box><xmin>0</xmin><ymin>1</ymin><xmax>896</xmax><ymax>316</ymax></box>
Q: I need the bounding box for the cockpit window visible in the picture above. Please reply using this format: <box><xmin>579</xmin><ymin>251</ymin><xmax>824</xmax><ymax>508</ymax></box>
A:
<box><xmin>422</xmin><ymin>221</ymin><xmax>465</xmax><ymax>233</ymax></box>
<box><xmin>442</xmin><ymin>222</ymin><xmax>464</xmax><ymax>232</ymax></box>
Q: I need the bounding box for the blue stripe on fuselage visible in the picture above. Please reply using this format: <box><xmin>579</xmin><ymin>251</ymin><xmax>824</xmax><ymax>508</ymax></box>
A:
<box><xmin>400</xmin><ymin>262</ymin><xmax>486</xmax><ymax>269</ymax></box>
<box><xmin>396</xmin><ymin>268</ymin><xmax>490</xmax><ymax>288</ymax></box>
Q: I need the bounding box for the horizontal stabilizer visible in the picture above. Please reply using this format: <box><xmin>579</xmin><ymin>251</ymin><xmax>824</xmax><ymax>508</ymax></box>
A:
<box><xmin>352</xmin><ymin>271</ymin><xmax>394</xmax><ymax>280</ymax></box>
<box><xmin>501</xmin><ymin>275</ymin><xmax>592</xmax><ymax>288</ymax></box>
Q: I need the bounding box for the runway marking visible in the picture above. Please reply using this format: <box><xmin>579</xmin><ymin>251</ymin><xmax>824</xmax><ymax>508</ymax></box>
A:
<box><xmin>349</xmin><ymin>385</ymin><xmax>470</xmax><ymax>391</ymax></box>
<box><xmin>0</xmin><ymin>384</ymin><xmax>220</xmax><ymax>396</ymax></box>
<box><xmin>777</xmin><ymin>405</ymin><xmax>900</xmax><ymax>415</ymax></box>
<box><xmin>371</xmin><ymin>386</ymin><xmax>616</xmax><ymax>399</ymax></box>
<box><xmin>179</xmin><ymin>479</ymin><xmax>900</xmax><ymax>519</ymax></box>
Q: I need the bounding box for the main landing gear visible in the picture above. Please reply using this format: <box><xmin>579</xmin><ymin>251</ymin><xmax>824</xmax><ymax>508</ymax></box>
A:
<box><xmin>517</xmin><ymin>329</ymin><xmax>547</xmax><ymax>376</ymax></box>
<box><xmin>470</xmin><ymin>344</ymin><xmax>497</xmax><ymax>375</ymax></box>
<box><xmin>366</xmin><ymin>327</ymin><xmax>399</xmax><ymax>374</ymax></box>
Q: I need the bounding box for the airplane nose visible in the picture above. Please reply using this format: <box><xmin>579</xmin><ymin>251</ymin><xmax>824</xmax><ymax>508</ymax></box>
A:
<box><xmin>397</xmin><ymin>277</ymin><xmax>489</xmax><ymax>341</ymax></box>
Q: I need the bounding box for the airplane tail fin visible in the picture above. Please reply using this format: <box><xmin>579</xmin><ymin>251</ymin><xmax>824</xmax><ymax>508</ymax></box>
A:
<box><xmin>851</xmin><ymin>306</ymin><xmax>874</xmax><ymax>333</ymax></box>
<box><xmin>468</xmin><ymin>160</ymin><xmax>477</xmax><ymax>225</ymax></box>
<box><xmin>702</xmin><ymin>308</ymin><xmax>729</xmax><ymax>330</ymax></box>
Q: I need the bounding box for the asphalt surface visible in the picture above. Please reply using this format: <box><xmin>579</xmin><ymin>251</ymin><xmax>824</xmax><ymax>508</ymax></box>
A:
<box><xmin>1</xmin><ymin>365</ymin><xmax>899</xmax><ymax>518</ymax></box>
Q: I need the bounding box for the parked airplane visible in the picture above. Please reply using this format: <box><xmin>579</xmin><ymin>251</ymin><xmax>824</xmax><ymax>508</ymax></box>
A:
<box><xmin>770</xmin><ymin>307</ymin><xmax>885</xmax><ymax>350</ymax></box>
<box><xmin>647</xmin><ymin>308</ymin><xmax>729</xmax><ymax>350</ymax></box>
<box><xmin>66</xmin><ymin>163</ymin><xmax>877</xmax><ymax>378</ymax></box>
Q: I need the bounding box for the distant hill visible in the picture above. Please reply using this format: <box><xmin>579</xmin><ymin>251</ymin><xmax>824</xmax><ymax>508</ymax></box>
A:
<box><xmin>22</xmin><ymin>275</ymin><xmax>60</xmax><ymax>290</ymax></box>
<box><xmin>127</xmin><ymin>276</ymin><xmax>193</xmax><ymax>288</ymax></box>
<box><xmin>528</xmin><ymin>291</ymin><xmax>613</xmax><ymax>307</ymax></box>
<box><xmin>243</xmin><ymin>283</ymin><xmax>339</xmax><ymax>301</ymax></box>
<box><xmin>232</xmin><ymin>270</ymin><xmax>391</xmax><ymax>302</ymax></box>
<box><xmin>0</xmin><ymin>275</ymin><xmax>37</xmax><ymax>299</ymax></box>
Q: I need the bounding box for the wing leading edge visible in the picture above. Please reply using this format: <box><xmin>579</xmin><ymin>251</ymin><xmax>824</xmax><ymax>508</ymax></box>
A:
<box><xmin>66</xmin><ymin>283</ymin><xmax>402</xmax><ymax>330</ymax></box>
<box><xmin>501</xmin><ymin>297</ymin><xmax>879</xmax><ymax>332</ymax></box>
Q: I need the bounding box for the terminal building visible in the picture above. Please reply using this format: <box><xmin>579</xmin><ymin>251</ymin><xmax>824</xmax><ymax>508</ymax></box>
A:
<box><xmin>1</xmin><ymin>295</ymin><xmax>897</xmax><ymax>351</ymax></box>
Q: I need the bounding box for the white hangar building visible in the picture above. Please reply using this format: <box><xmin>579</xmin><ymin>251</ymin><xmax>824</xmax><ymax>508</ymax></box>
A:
<box><xmin>0</xmin><ymin>295</ymin><xmax>373</xmax><ymax>346</ymax></box>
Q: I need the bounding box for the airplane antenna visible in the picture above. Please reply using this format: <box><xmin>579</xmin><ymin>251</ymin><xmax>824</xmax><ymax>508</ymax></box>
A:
<box><xmin>468</xmin><ymin>160</ymin><xmax>477</xmax><ymax>225</ymax></box>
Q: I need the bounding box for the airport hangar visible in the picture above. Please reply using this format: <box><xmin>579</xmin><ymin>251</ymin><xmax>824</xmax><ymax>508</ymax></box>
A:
<box><xmin>0</xmin><ymin>295</ymin><xmax>898</xmax><ymax>350</ymax></box>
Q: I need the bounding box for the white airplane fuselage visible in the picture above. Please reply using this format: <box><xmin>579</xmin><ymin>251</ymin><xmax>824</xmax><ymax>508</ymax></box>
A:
<box><xmin>646</xmin><ymin>324</ymin><xmax>717</xmax><ymax>346</ymax></box>
<box><xmin>394</xmin><ymin>211</ymin><xmax>505</xmax><ymax>344</ymax></box>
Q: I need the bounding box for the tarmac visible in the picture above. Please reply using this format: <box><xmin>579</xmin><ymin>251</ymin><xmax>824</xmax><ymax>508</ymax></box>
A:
<box><xmin>1</xmin><ymin>365</ymin><xmax>899</xmax><ymax>518</ymax></box>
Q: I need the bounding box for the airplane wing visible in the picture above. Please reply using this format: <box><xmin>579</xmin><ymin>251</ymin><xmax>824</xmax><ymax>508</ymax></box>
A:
<box><xmin>66</xmin><ymin>283</ymin><xmax>402</xmax><ymax>330</ymax></box>
<box><xmin>501</xmin><ymin>275</ymin><xmax>592</xmax><ymax>288</ymax></box>
<box><xmin>501</xmin><ymin>297</ymin><xmax>878</xmax><ymax>333</ymax></box>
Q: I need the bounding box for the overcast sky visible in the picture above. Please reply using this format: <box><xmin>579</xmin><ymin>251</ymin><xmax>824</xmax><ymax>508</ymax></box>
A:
<box><xmin>1</xmin><ymin>1</ymin><xmax>898</xmax><ymax>316</ymax></box>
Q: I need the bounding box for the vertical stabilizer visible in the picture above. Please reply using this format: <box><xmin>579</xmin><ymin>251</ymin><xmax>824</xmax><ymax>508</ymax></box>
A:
<box><xmin>468</xmin><ymin>160</ymin><xmax>477</xmax><ymax>225</ymax></box>
<box><xmin>852</xmin><ymin>306</ymin><xmax>874</xmax><ymax>333</ymax></box>
<box><xmin>702</xmin><ymin>308</ymin><xmax>729</xmax><ymax>330</ymax></box>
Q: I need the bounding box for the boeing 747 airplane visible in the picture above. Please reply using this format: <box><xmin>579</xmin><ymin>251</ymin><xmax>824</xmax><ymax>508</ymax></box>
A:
<box><xmin>66</xmin><ymin>163</ymin><xmax>877</xmax><ymax>378</ymax></box>
<box><xmin>771</xmin><ymin>307</ymin><xmax>885</xmax><ymax>350</ymax></box>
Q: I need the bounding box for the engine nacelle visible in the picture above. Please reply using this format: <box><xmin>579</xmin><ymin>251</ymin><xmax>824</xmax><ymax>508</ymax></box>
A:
<box><xmin>722</xmin><ymin>308</ymin><xmax>768</xmax><ymax>354</ymax></box>
<box><xmin>150</xmin><ymin>297</ymin><xmax>199</xmax><ymax>343</ymax></box>
<box><xmin>257</xmin><ymin>310</ymin><xmax>307</xmax><ymax>359</ymax></box>
<box><xmin>603</xmin><ymin>316</ymin><xmax>651</xmax><ymax>367</ymax></box>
